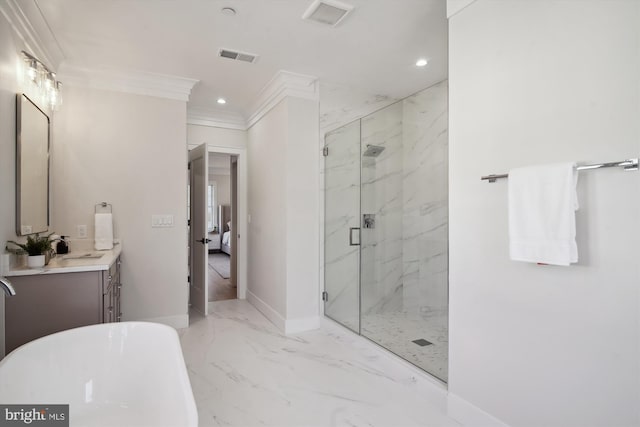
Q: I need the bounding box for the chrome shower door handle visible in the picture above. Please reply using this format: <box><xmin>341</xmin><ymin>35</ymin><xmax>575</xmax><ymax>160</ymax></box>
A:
<box><xmin>349</xmin><ymin>227</ymin><xmax>360</xmax><ymax>246</ymax></box>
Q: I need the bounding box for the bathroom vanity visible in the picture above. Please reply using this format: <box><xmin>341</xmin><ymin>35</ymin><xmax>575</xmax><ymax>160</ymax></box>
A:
<box><xmin>4</xmin><ymin>245</ymin><xmax>122</xmax><ymax>354</ymax></box>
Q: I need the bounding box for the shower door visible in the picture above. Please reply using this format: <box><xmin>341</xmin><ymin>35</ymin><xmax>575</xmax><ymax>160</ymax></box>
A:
<box><xmin>323</xmin><ymin>81</ymin><xmax>449</xmax><ymax>382</ymax></box>
<box><xmin>323</xmin><ymin>120</ymin><xmax>360</xmax><ymax>332</ymax></box>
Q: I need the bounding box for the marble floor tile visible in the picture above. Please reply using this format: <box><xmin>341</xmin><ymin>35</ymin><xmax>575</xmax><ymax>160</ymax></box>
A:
<box><xmin>179</xmin><ymin>300</ymin><xmax>458</xmax><ymax>427</ymax></box>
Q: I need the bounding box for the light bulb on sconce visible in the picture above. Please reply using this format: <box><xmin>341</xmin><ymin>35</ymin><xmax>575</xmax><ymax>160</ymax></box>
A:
<box><xmin>26</xmin><ymin>59</ymin><xmax>39</xmax><ymax>85</ymax></box>
<box><xmin>44</xmin><ymin>72</ymin><xmax>55</xmax><ymax>90</ymax></box>
<box><xmin>48</xmin><ymin>81</ymin><xmax>63</xmax><ymax>111</ymax></box>
<box><xmin>20</xmin><ymin>51</ymin><xmax>63</xmax><ymax>111</ymax></box>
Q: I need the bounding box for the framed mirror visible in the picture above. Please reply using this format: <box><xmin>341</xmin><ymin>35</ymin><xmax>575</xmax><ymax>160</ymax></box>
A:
<box><xmin>16</xmin><ymin>93</ymin><xmax>50</xmax><ymax>236</ymax></box>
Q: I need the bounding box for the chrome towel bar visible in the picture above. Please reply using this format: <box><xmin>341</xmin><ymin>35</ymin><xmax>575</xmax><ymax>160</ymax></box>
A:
<box><xmin>481</xmin><ymin>158</ymin><xmax>638</xmax><ymax>183</ymax></box>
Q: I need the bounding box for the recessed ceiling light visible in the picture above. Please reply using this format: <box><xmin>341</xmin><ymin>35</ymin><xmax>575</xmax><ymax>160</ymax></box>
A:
<box><xmin>217</xmin><ymin>98</ymin><xmax>227</xmax><ymax>105</ymax></box>
<box><xmin>221</xmin><ymin>7</ymin><xmax>236</xmax><ymax>16</ymax></box>
<box><xmin>416</xmin><ymin>58</ymin><xmax>428</xmax><ymax>67</ymax></box>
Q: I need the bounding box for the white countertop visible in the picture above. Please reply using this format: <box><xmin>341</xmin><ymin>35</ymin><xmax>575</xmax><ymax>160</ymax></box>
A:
<box><xmin>5</xmin><ymin>244</ymin><xmax>122</xmax><ymax>276</ymax></box>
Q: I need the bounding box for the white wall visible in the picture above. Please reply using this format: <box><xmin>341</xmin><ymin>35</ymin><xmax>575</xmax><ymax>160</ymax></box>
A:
<box><xmin>210</xmin><ymin>174</ymin><xmax>230</xmax><ymax>206</ymax></box>
<box><xmin>285</xmin><ymin>97</ymin><xmax>320</xmax><ymax>322</ymax></box>
<box><xmin>247</xmin><ymin>97</ymin><xmax>320</xmax><ymax>331</ymax></box>
<box><xmin>448</xmin><ymin>1</ymin><xmax>640</xmax><ymax>426</ymax></box>
<box><xmin>188</xmin><ymin>124</ymin><xmax>247</xmax><ymax>150</ymax></box>
<box><xmin>52</xmin><ymin>85</ymin><xmax>189</xmax><ymax>328</ymax></box>
<box><xmin>247</xmin><ymin>100</ymin><xmax>288</xmax><ymax>318</ymax></box>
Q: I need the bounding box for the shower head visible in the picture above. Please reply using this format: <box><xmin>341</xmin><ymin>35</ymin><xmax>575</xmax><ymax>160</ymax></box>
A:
<box><xmin>363</xmin><ymin>144</ymin><xmax>385</xmax><ymax>157</ymax></box>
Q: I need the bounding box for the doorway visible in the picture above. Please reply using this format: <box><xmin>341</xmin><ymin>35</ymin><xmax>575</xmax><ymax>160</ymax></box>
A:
<box><xmin>206</xmin><ymin>153</ymin><xmax>238</xmax><ymax>304</ymax></box>
<box><xmin>188</xmin><ymin>143</ymin><xmax>247</xmax><ymax>318</ymax></box>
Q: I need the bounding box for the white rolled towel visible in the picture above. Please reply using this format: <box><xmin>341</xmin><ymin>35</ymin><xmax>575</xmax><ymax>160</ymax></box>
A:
<box><xmin>94</xmin><ymin>213</ymin><xmax>114</xmax><ymax>250</ymax></box>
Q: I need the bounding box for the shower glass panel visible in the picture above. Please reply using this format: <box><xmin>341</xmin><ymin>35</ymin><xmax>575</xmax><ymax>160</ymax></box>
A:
<box><xmin>323</xmin><ymin>81</ymin><xmax>448</xmax><ymax>382</ymax></box>
<box><xmin>361</xmin><ymin>86</ymin><xmax>449</xmax><ymax>382</ymax></box>
<box><xmin>324</xmin><ymin>120</ymin><xmax>361</xmax><ymax>332</ymax></box>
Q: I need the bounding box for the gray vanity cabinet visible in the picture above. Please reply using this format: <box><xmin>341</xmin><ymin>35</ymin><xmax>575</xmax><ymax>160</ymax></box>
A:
<box><xmin>4</xmin><ymin>256</ymin><xmax>122</xmax><ymax>354</ymax></box>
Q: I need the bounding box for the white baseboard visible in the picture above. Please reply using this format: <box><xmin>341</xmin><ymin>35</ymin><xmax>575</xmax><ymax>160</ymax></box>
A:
<box><xmin>246</xmin><ymin>290</ymin><xmax>320</xmax><ymax>335</ymax></box>
<box><xmin>140</xmin><ymin>314</ymin><xmax>189</xmax><ymax>330</ymax></box>
<box><xmin>447</xmin><ymin>392</ymin><xmax>509</xmax><ymax>427</ymax></box>
<box><xmin>285</xmin><ymin>315</ymin><xmax>320</xmax><ymax>334</ymax></box>
<box><xmin>247</xmin><ymin>290</ymin><xmax>286</xmax><ymax>331</ymax></box>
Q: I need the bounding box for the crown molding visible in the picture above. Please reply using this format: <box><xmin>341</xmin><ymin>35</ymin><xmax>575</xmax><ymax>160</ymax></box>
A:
<box><xmin>187</xmin><ymin>70</ymin><xmax>319</xmax><ymax>131</ymax></box>
<box><xmin>0</xmin><ymin>0</ymin><xmax>65</xmax><ymax>69</ymax></box>
<box><xmin>58</xmin><ymin>64</ymin><xmax>199</xmax><ymax>102</ymax></box>
<box><xmin>446</xmin><ymin>0</ymin><xmax>479</xmax><ymax>18</ymax></box>
<box><xmin>246</xmin><ymin>70</ymin><xmax>319</xmax><ymax>129</ymax></box>
<box><xmin>187</xmin><ymin>107</ymin><xmax>247</xmax><ymax>131</ymax></box>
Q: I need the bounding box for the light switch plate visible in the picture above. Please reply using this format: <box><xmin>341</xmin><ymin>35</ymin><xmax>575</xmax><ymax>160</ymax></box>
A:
<box><xmin>152</xmin><ymin>214</ymin><xmax>174</xmax><ymax>228</ymax></box>
<box><xmin>77</xmin><ymin>224</ymin><xmax>87</xmax><ymax>238</ymax></box>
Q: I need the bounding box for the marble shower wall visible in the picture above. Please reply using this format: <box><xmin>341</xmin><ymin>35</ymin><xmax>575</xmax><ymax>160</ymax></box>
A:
<box><xmin>319</xmin><ymin>82</ymin><xmax>397</xmax><ymax>135</ymax></box>
<box><xmin>359</xmin><ymin>81</ymin><xmax>449</xmax><ymax>317</ymax></box>
<box><xmin>401</xmin><ymin>81</ymin><xmax>449</xmax><ymax>315</ymax></box>
<box><xmin>360</xmin><ymin>102</ymin><xmax>404</xmax><ymax>315</ymax></box>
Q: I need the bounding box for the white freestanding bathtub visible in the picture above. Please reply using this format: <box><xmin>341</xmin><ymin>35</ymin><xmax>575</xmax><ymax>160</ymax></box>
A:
<box><xmin>0</xmin><ymin>322</ymin><xmax>198</xmax><ymax>427</ymax></box>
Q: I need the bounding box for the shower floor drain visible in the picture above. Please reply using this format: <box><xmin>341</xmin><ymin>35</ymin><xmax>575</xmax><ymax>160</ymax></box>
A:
<box><xmin>412</xmin><ymin>338</ymin><xmax>433</xmax><ymax>347</ymax></box>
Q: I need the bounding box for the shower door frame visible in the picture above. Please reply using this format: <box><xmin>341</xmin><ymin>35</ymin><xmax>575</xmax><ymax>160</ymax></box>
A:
<box><xmin>323</xmin><ymin>119</ymin><xmax>362</xmax><ymax>334</ymax></box>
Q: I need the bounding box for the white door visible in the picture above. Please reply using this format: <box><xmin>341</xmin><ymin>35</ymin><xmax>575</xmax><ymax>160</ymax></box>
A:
<box><xmin>189</xmin><ymin>143</ymin><xmax>209</xmax><ymax>315</ymax></box>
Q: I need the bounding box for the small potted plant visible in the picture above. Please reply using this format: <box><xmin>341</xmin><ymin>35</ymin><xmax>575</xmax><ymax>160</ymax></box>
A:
<box><xmin>7</xmin><ymin>232</ymin><xmax>57</xmax><ymax>268</ymax></box>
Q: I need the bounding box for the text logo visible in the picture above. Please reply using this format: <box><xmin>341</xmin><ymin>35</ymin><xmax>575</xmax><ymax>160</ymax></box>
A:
<box><xmin>0</xmin><ymin>405</ymin><xmax>68</xmax><ymax>426</ymax></box>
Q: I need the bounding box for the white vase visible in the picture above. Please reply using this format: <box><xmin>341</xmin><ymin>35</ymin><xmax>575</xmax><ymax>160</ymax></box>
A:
<box><xmin>27</xmin><ymin>255</ymin><xmax>45</xmax><ymax>268</ymax></box>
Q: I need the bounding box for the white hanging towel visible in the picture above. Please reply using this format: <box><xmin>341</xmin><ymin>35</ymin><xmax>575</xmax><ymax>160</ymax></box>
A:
<box><xmin>508</xmin><ymin>162</ymin><xmax>579</xmax><ymax>266</ymax></box>
<box><xmin>94</xmin><ymin>213</ymin><xmax>114</xmax><ymax>250</ymax></box>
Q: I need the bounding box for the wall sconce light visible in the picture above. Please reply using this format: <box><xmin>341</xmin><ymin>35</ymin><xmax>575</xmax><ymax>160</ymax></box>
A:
<box><xmin>20</xmin><ymin>51</ymin><xmax>63</xmax><ymax>111</ymax></box>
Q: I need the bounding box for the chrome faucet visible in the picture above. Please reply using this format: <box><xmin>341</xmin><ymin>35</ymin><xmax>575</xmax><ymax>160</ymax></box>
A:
<box><xmin>0</xmin><ymin>277</ymin><xmax>16</xmax><ymax>296</ymax></box>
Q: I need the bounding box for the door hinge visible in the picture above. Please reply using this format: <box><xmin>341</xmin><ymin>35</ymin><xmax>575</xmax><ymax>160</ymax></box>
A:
<box><xmin>188</xmin><ymin>163</ymin><xmax>191</xmax><ymax>170</ymax></box>
<box><xmin>322</xmin><ymin>291</ymin><xmax>328</xmax><ymax>302</ymax></box>
<box><xmin>187</xmin><ymin>219</ymin><xmax>191</xmax><ymax>226</ymax></box>
<box><xmin>188</xmin><ymin>275</ymin><xmax>191</xmax><ymax>283</ymax></box>
<box><xmin>322</xmin><ymin>146</ymin><xmax>329</xmax><ymax>157</ymax></box>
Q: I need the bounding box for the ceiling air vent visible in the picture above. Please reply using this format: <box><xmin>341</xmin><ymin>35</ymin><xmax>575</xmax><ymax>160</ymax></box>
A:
<box><xmin>218</xmin><ymin>48</ymin><xmax>258</xmax><ymax>64</ymax></box>
<box><xmin>302</xmin><ymin>0</ymin><xmax>353</xmax><ymax>27</ymax></box>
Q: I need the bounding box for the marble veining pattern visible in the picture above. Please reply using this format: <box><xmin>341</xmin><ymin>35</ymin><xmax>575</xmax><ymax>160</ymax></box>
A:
<box><xmin>179</xmin><ymin>300</ymin><xmax>459</xmax><ymax>427</ymax></box>
<box><xmin>401</xmin><ymin>81</ymin><xmax>449</xmax><ymax>316</ymax></box>
<box><xmin>360</xmin><ymin>102</ymin><xmax>404</xmax><ymax>316</ymax></box>
<box><xmin>319</xmin><ymin>82</ymin><xmax>398</xmax><ymax>135</ymax></box>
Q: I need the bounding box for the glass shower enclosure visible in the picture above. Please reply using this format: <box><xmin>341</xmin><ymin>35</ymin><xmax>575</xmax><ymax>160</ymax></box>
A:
<box><xmin>324</xmin><ymin>81</ymin><xmax>449</xmax><ymax>382</ymax></box>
